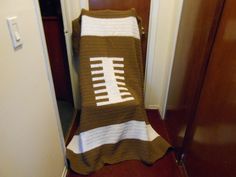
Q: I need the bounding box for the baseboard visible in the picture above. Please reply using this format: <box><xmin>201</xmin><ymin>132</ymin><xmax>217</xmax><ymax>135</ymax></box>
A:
<box><xmin>61</xmin><ymin>166</ymin><xmax>68</xmax><ymax>177</ymax></box>
<box><xmin>145</xmin><ymin>105</ymin><xmax>160</xmax><ymax>110</ymax></box>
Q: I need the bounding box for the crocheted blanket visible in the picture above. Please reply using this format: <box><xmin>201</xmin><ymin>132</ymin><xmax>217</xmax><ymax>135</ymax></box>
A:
<box><xmin>66</xmin><ymin>9</ymin><xmax>170</xmax><ymax>174</ymax></box>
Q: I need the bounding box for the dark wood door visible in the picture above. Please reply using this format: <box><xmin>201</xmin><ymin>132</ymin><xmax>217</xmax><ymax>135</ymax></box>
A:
<box><xmin>39</xmin><ymin>0</ymin><xmax>73</xmax><ymax>103</ymax></box>
<box><xmin>43</xmin><ymin>17</ymin><xmax>73</xmax><ymax>103</ymax></box>
<box><xmin>184</xmin><ymin>0</ymin><xmax>236</xmax><ymax>176</ymax></box>
<box><xmin>165</xmin><ymin>0</ymin><xmax>225</xmax><ymax>152</ymax></box>
<box><xmin>89</xmin><ymin>0</ymin><xmax>150</xmax><ymax>66</ymax></box>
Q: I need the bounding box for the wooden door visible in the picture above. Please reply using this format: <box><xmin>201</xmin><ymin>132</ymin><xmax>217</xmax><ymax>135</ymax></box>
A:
<box><xmin>43</xmin><ymin>17</ymin><xmax>73</xmax><ymax>103</ymax></box>
<box><xmin>184</xmin><ymin>0</ymin><xmax>236</xmax><ymax>176</ymax></box>
<box><xmin>165</xmin><ymin>0</ymin><xmax>224</xmax><ymax>153</ymax></box>
<box><xmin>89</xmin><ymin>0</ymin><xmax>151</xmax><ymax>66</ymax></box>
<box><xmin>40</xmin><ymin>0</ymin><xmax>73</xmax><ymax>103</ymax></box>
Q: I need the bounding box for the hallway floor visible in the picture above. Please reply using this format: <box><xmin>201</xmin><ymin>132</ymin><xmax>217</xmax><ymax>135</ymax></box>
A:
<box><xmin>67</xmin><ymin>110</ymin><xmax>185</xmax><ymax>177</ymax></box>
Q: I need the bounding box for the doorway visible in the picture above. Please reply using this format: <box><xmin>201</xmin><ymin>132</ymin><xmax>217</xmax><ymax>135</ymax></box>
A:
<box><xmin>38</xmin><ymin>0</ymin><xmax>76</xmax><ymax>141</ymax></box>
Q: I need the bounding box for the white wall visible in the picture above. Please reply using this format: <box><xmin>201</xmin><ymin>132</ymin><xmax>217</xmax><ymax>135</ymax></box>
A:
<box><xmin>0</xmin><ymin>0</ymin><xmax>66</xmax><ymax>177</ymax></box>
<box><xmin>145</xmin><ymin>0</ymin><xmax>184</xmax><ymax>118</ymax></box>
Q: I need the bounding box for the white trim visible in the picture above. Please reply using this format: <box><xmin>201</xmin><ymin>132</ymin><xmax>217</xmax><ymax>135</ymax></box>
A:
<box><xmin>60</xmin><ymin>0</ymin><xmax>82</xmax><ymax>108</ymax></box>
<box><xmin>80</xmin><ymin>0</ymin><xmax>89</xmax><ymax>9</ymax></box>
<box><xmin>145</xmin><ymin>0</ymin><xmax>184</xmax><ymax>119</ymax></box>
<box><xmin>33</xmin><ymin>0</ymin><xmax>67</xmax><ymax>166</ymax></box>
<box><xmin>61</xmin><ymin>166</ymin><xmax>68</xmax><ymax>177</ymax></box>
<box><xmin>60</xmin><ymin>0</ymin><xmax>88</xmax><ymax>33</ymax></box>
<box><xmin>60</xmin><ymin>0</ymin><xmax>70</xmax><ymax>33</ymax></box>
<box><xmin>159</xmin><ymin>0</ymin><xmax>184</xmax><ymax>118</ymax></box>
<box><xmin>144</xmin><ymin>0</ymin><xmax>160</xmax><ymax>108</ymax></box>
<box><xmin>59</xmin><ymin>0</ymin><xmax>88</xmax><ymax>109</ymax></box>
<box><xmin>145</xmin><ymin>105</ymin><xmax>160</xmax><ymax>110</ymax></box>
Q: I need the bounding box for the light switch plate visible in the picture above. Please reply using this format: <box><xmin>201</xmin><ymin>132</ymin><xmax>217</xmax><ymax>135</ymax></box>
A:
<box><xmin>7</xmin><ymin>16</ymin><xmax>23</xmax><ymax>49</ymax></box>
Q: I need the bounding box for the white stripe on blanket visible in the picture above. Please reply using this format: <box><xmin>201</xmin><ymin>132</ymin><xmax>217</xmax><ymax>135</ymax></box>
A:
<box><xmin>67</xmin><ymin>120</ymin><xmax>159</xmax><ymax>154</ymax></box>
<box><xmin>81</xmin><ymin>15</ymin><xmax>140</xmax><ymax>39</ymax></box>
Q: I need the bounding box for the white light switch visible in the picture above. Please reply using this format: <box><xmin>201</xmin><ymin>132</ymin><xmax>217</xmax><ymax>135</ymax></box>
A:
<box><xmin>7</xmin><ymin>16</ymin><xmax>23</xmax><ymax>48</ymax></box>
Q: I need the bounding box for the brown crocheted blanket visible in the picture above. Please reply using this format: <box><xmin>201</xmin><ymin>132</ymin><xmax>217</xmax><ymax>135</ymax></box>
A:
<box><xmin>66</xmin><ymin>9</ymin><xmax>170</xmax><ymax>175</ymax></box>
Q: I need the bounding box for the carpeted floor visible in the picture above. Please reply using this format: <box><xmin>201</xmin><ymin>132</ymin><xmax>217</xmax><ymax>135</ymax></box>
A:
<box><xmin>67</xmin><ymin>110</ymin><xmax>186</xmax><ymax>177</ymax></box>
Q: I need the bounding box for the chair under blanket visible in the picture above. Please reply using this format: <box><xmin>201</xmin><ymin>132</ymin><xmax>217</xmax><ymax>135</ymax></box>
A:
<box><xmin>66</xmin><ymin>9</ymin><xmax>170</xmax><ymax>175</ymax></box>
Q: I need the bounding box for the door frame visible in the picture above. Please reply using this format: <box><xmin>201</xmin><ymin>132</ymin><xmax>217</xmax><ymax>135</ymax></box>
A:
<box><xmin>35</xmin><ymin>0</ymin><xmax>184</xmax><ymax>171</ymax></box>
<box><xmin>145</xmin><ymin>0</ymin><xmax>184</xmax><ymax>118</ymax></box>
<box><xmin>33</xmin><ymin>0</ymin><xmax>68</xmax><ymax>174</ymax></box>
